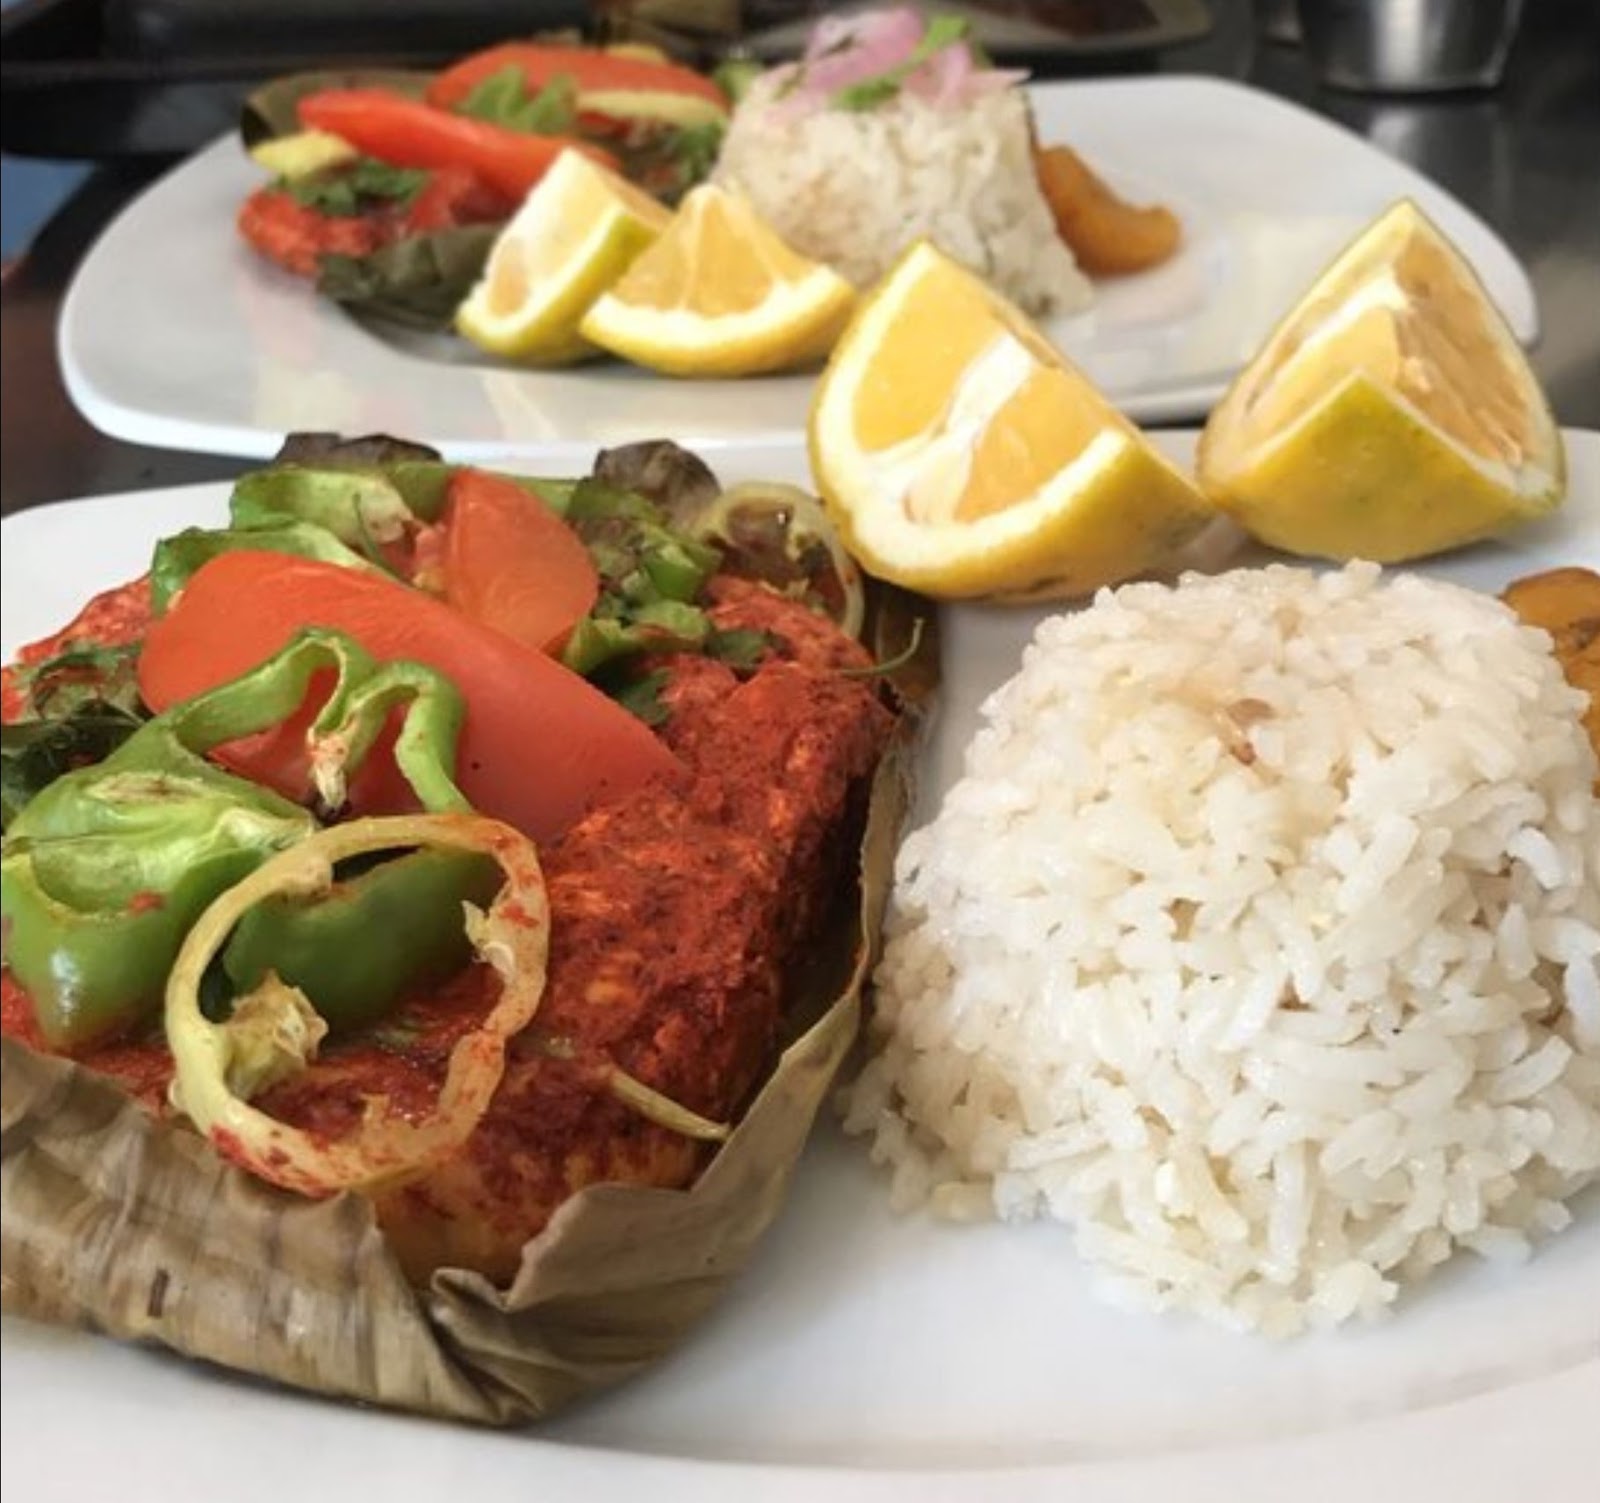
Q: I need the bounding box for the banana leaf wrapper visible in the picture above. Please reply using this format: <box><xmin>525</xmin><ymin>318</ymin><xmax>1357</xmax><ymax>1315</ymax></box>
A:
<box><xmin>241</xmin><ymin>71</ymin><xmax>433</xmax><ymax>146</ymax></box>
<box><xmin>0</xmin><ymin>584</ymin><xmax>936</xmax><ymax>1425</ymax></box>
<box><xmin>318</xmin><ymin>225</ymin><xmax>500</xmax><ymax>332</ymax></box>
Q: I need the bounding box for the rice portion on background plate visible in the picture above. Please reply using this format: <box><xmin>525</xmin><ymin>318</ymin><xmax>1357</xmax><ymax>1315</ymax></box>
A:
<box><xmin>844</xmin><ymin>562</ymin><xmax>1600</xmax><ymax>1336</ymax></box>
<box><xmin>713</xmin><ymin>13</ymin><xmax>1093</xmax><ymax>318</ymax></box>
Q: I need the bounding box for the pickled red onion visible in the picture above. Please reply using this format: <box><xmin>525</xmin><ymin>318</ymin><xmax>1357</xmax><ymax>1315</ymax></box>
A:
<box><xmin>764</xmin><ymin>7</ymin><xmax>1027</xmax><ymax>117</ymax></box>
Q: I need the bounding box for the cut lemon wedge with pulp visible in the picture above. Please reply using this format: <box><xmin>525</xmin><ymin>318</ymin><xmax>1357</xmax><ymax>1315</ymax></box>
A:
<box><xmin>579</xmin><ymin>184</ymin><xmax>856</xmax><ymax>378</ymax></box>
<box><xmin>456</xmin><ymin>149</ymin><xmax>671</xmax><ymax>364</ymax></box>
<box><xmin>1197</xmin><ymin>200</ymin><xmax>1564</xmax><ymax>562</ymax></box>
<box><xmin>808</xmin><ymin>241</ymin><xmax>1215</xmax><ymax>600</ymax></box>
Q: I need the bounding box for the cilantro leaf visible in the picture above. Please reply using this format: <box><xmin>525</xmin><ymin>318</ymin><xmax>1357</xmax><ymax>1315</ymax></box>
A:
<box><xmin>455</xmin><ymin>67</ymin><xmax>578</xmax><ymax>135</ymax></box>
<box><xmin>14</xmin><ymin>642</ymin><xmax>144</xmax><ymax>720</ymax></box>
<box><xmin>610</xmin><ymin>669</ymin><xmax>672</xmax><ymax>727</ymax></box>
<box><xmin>832</xmin><ymin>77</ymin><xmax>902</xmax><ymax>111</ymax></box>
<box><xmin>2</xmin><ymin>644</ymin><xmax>150</xmax><ymax>829</ymax></box>
<box><xmin>284</xmin><ymin>159</ymin><xmax>428</xmax><ymax>216</ymax></box>
<box><xmin>1</xmin><ymin>709</ymin><xmax>147</xmax><ymax>829</ymax></box>
<box><xmin>712</xmin><ymin>58</ymin><xmax>762</xmax><ymax>103</ymax></box>
<box><xmin>705</xmin><ymin>628</ymin><xmax>773</xmax><ymax>669</ymax></box>
<box><xmin>833</xmin><ymin>13</ymin><xmax>974</xmax><ymax>112</ymax></box>
<box><xmin>670</xmin><ymin>121</ymin><xmax>725</xmax><ymax>180</ymax></box>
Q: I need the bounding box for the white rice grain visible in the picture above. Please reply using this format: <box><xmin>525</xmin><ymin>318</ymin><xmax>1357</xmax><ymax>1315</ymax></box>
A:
<box><xmin>846</xmin><ymin>562</ymin><xmax>1600</xmax><ymax>1335</ymax></box>
<box><xmin>713</xmin><ymin>80</ymin><xmax>1091</xmax><ymax>317</ymax></box>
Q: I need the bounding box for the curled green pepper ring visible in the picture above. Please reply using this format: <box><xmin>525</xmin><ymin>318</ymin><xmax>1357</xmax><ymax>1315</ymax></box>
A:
<box><xmin>166</xmin><ymin>813</ymin><xmax>549</xmax><ymax>1198</ymax></box>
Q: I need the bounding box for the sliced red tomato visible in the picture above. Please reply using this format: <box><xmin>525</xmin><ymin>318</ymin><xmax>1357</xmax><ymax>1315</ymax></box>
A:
<box><xmin>402</xmin><ymin>167</ymin><xmax>516</xmax><ymax>233</ymax></box>
<box><xmin>298</xmin><ymin>91</ymin><xmax>618</xmax><ymax>202</ymax></box>
<box><xmin>440</xmin><ymin>470</ymin><xmax>599</xmax><ymax>654</ymax></box>
<box><xmin>426</xmin><ymin>44</ymin><xmax>728</xmax><ymax>116</ymax></box>
<box><xmin>136</xmin><ymin>552</ymin><xmax>680</xmax><ymax>842</ymax></box>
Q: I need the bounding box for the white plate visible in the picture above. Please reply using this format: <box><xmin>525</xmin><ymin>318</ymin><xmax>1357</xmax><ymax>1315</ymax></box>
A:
<box><xmin>3</xmin><ymin>432</ymin><xmax>1596</xmax><ymax>1503</ymax></box>
<box><xmin>60</xmin><ymin>75</ymin><xmax>1537</xmax><ymax>465</ymax></box>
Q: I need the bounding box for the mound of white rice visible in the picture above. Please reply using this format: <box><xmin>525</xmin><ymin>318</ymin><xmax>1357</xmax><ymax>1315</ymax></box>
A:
<box><xmin>713</xmin><ymin>78</ymin><xmax>1092</xmax><ymax>318</ymax></box>
<box><xmin>844</xmin><ymin>562</ymin><xmax>1600</xmax><ymax>1336</ymax></box>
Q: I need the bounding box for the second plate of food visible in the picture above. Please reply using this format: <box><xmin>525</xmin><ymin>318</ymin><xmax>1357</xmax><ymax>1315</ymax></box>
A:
<box><xmin>60</xmin><ymin>70</ymin><xmax>1535</xmax><ymax>465</ymax></box>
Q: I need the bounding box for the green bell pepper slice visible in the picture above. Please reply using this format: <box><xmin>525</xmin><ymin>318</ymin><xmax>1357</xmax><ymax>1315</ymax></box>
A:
<box><xmin>1</xmin><ymin>628</ymin><xmax>484</xmax><ymax>1050</ymax></box>
<box><xmin>229</xmin><ymin>467</ymin><xmax>426</xmax><ymax>546</ymax></box>
<box><xmin>228</xmin><ymin>462</ymin><xmax>573</xmax><ymax>541</ymax></box>
<box><xmin>150</xmin><ymin>521</ymin><xmax>383</xmax><ymax>613</ymax></box>
<box><xmin>222</xmin><ymin>845</ymin><xmax>500</xmax><ymax>1033</ymax></box>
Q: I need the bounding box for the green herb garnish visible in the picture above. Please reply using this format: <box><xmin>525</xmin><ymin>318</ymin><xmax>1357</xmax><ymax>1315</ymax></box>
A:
<box><xmin>2</xmin><ymin>641</ymin><xmax>150</xmax><ymax>826</ymax></box>
<box><xmin>712</xmin><ymin>58</ymin><xmax>763</xmax><ymax>104</ymax></box>
<box><xmin>601</xmin><ymin>117</ymin><xmax>724</xmax><ymax>205</ymax></box>
<box><xmin>609</xmin><ymin>669</ymin><xmax>672</xmax><ymax>727</ymax></box>
<box><xmin>833</xmin><ymin>14</ymin><xmax>973</xmax><ymax>112</ymax></box>
<box><xmin>1</xmin><ymin>704</ymin><xmax>147</xmax><ymax>830</ymax></box>
<box><xmin>559</xmin><ymin>481</ymin><xmax>722</xmax><ymax>676</ymax></box>
<box><xmin>13</xmin><ymin>642</ymin><xmax>144</xmax><ymax>721</ymax></box>
<box><xmin>705</xmin><ymin>628</ymin><xmax>773</xmax><ymax>669</ymax></box>
<box><xmin>668</xmin><ymin>121</ymin><xmax>725</xmax><ymax>181</ymax></box>
<box><xmin>455</xmin><ymin>67</ymin><xmax>578</xmax><ymax>134</ymax></box>
<box><xmin>284</xmin><ymin>159</ymin><xmax>429</xmax><ymax>216</ymax></box>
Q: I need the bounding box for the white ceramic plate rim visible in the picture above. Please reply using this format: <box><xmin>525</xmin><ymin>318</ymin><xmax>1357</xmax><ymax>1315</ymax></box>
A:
<box><xmin>3</xmin><ymin>433</ymin><xmax>1595</xmax><ymax>1503</ymax></box>
<box><xmin>57</xmin><ymin>74</ymin><xmax>1538</xmax><ymax>464</ymax></box>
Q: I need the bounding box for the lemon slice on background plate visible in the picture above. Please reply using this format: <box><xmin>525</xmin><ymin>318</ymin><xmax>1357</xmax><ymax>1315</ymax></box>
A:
<box><xmin>456</xmin><ymin>150</ymin><xmax>671</xmax><ymax>365</ymax></box>
<box><xmin>808</xmin><ymin>241</ymin><xmax>1215</xmax><ymax>601</ymax></box>
<box><xmin>1197</xmin><ymin>199</ymin><xmax>1565</xmax><ymax>563</ymax></box>
<box><xmin>579</xmin><ymin>184</ymin><xmax>857</xmax><ymax>378</ymax></box>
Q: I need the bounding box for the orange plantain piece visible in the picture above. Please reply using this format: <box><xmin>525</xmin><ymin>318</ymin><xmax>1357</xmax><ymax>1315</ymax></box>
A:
<box><xmin>1502</xmin><ymin>566</ymin><xmax>1600</xmax><ymax>768</ymax></box>
<box><xmin>1035</xmin><ymin>145</ymin><xmax>1182</xmax><ymax>278</ymax></box>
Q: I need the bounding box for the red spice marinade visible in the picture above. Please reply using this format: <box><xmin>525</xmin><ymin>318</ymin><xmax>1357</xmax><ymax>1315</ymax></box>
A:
<box><xmin>2</xmin><ymin>574</ymin><xmax>895</xmax><ymax>1282</ymax></box>
<box><xmin>237</xmin><ymin>169</ymin><xmax>512</xmax><ymax>279</ymax></box>
<box><xmin>3</xmin><ymin>973</ymin><xmax>174</xmax><ymax>1113</ymax></box>
<box><xmin>1</xmin><ymin>576</ymin><xmax>153</xmax><ymax>721</ymax></box>
<box><xmin>14</xmin><ymin>577</ymin><xmax>152</xmax><ymax>668</ymax></box>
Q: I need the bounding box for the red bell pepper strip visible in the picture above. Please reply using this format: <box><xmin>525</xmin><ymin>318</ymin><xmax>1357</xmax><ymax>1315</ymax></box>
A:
<box><xmin>438</xmin><ymin>470</ymin><xmax>599</xmax><ymax>655</ymax></box>
<box><xmin>137</xmin><ymin>551</ymin><xmax>680</xmax><ymax>842</ymax></box>
<box><xmin>426</xmin><ymin>43</ymin><xmax>728</xmax><ymax>114</ymax></box>
<box><xmin>297</xmin><ymin>90</ymin><xmax>618</xmax><ymax>202</ymax></box>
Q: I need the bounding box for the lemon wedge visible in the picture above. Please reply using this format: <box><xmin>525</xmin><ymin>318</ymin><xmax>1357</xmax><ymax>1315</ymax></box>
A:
<box><xmin>808</xmin><ymin>241</ymin><xmax>1214</xmax><ymax>600</ymax></box>
<box><xmin>578</xmin><ymin>184</ymin><xmax>856</xmax><ymax>378</ymax></box>
<box><xmin>456</xmin><ymin>149</ymin><xmax>671</xmax><ymax>365</ymax></box>
<box><xmin>1197</xmin><ymin>200</ymin><xmax>1564</xmax><ymax>562</ymax></box>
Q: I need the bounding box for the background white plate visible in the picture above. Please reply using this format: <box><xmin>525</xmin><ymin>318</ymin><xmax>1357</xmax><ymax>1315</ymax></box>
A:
<box><xmin>59</xmin><ymin>75</ymin><xmax>1537</xmax><ymax>466</ymax></box>
<box><xmin>3</xmin><ymin>433</ymin><xmax>1595</xmax><ymax>1502</ymax></box>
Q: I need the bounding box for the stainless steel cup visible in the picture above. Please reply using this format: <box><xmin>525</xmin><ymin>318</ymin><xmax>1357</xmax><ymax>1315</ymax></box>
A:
<box><xmin>1297</xmin><ymin>0</ymin><xmax>1526</xmax><ymax>93</ymax></box>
